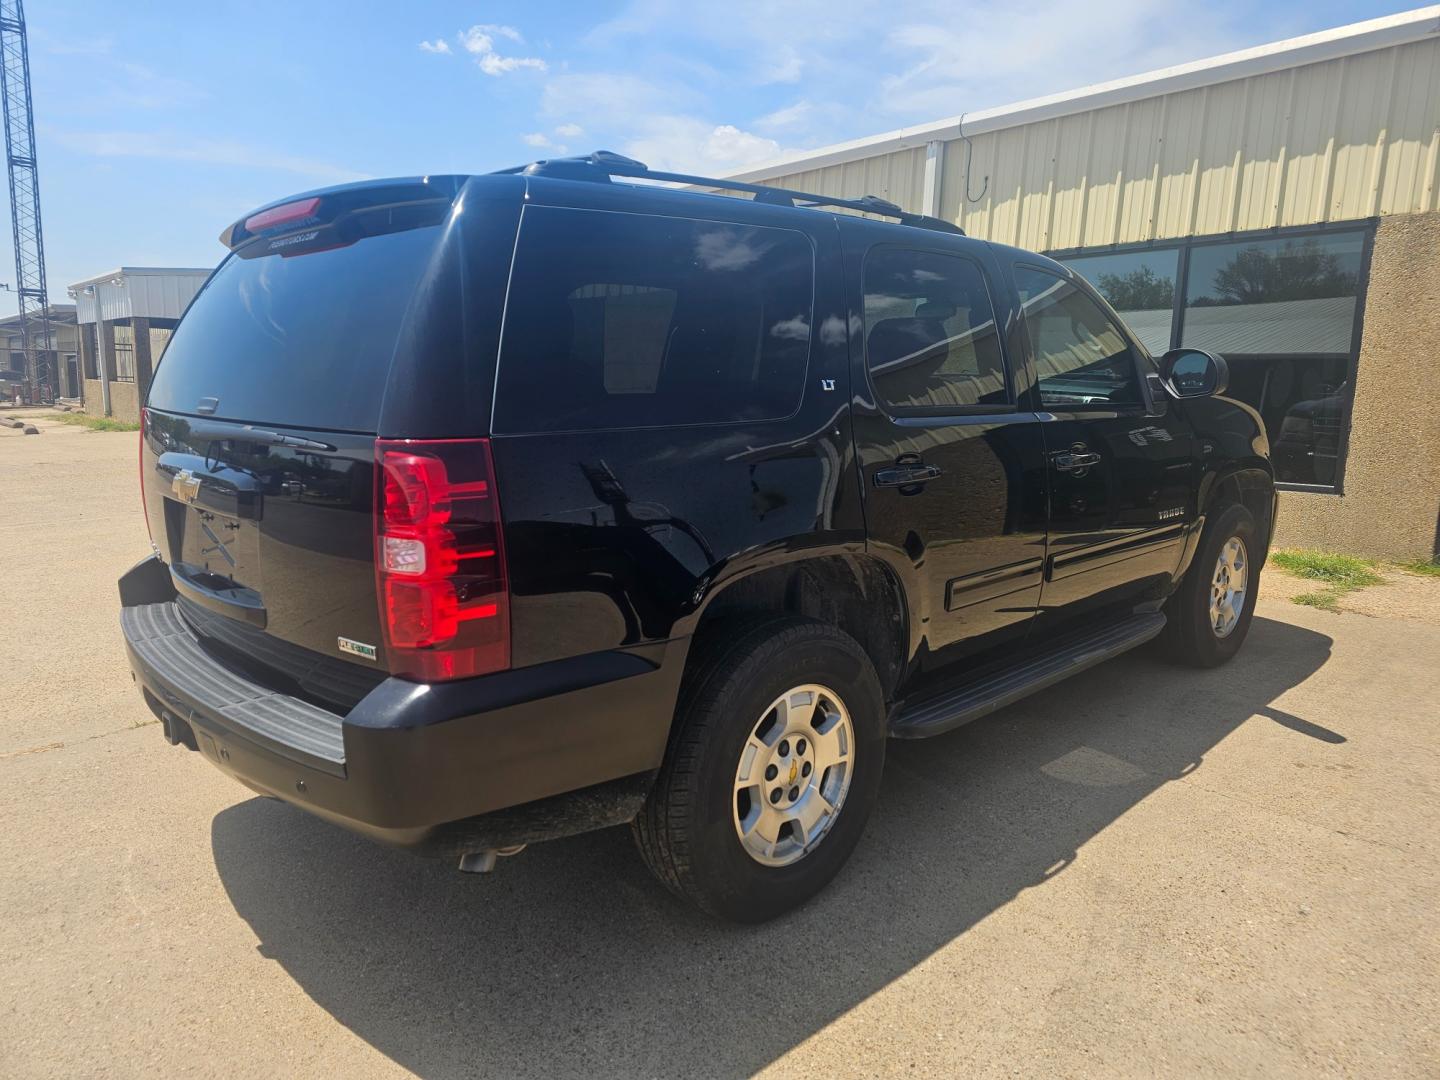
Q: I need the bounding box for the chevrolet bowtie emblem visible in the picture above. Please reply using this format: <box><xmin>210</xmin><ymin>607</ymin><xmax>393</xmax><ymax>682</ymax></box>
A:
<box><xmin>172</xmin><ymin>469</ymin><xmax>201</xmax><ymax>504</ymax></box>
<box><xmin>788</xmin><ymin>762</ymin><xmax>798</xmax><ymax>785</ymax></box>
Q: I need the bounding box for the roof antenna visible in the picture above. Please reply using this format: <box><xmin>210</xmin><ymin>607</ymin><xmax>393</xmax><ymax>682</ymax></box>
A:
<box><xmin>957</xmin><ymin>113</ymin><xmax>989</xmax><ymax>204</ymax></box>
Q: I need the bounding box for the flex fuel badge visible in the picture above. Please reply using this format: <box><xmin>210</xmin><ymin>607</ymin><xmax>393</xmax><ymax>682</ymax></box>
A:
<box><xmin>338</xmin><ymin>637</ymin><xmax>377</xmax><ymax>661</ymax></box>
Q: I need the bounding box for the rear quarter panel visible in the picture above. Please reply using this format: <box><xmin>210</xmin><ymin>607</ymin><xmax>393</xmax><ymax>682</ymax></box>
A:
<box><xmin>490</xmin><ymin>185</ymin><xmax>864</xmax><ymax>668</ymax></box>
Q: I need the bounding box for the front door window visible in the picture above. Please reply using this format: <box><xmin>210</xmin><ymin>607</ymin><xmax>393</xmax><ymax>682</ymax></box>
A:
<box><xmin>1013</xmin><ymin>267</ymin><xmax>1143</xmax><ymax>408</ymax></box>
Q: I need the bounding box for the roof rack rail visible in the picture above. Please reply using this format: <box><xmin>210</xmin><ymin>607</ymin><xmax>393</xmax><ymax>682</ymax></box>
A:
<box><xmin>494</xmin><ymin>150</ymin><xmax>964</xmax><ymax>235</ymax></box>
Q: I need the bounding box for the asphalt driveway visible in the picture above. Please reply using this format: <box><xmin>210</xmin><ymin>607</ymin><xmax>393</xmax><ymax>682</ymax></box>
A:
<box><xmin>2</xmin><ymin>417</ymin><xmax>1437</xmax><ymax>1078</ymax></box>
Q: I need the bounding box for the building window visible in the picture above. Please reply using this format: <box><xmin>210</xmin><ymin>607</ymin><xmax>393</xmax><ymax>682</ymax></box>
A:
<box><xmin>112</xmin><ymin>323</ymin><xmax>136</xmax><ymax>382</ymax></box>
<box><xmin>1055</xmin><ymin>222</ymin><xmax>1372</xmax><ymax>492</ymax></box>
<box><xmin>1182</xmin><ymin>232</ymin><xmax>1364</xmax><ymax>354</ymax></box>
<box><xmin>1060</xmin><ymin>248</ymin><xmax>1178</xmax><ymax>355</ymax></box>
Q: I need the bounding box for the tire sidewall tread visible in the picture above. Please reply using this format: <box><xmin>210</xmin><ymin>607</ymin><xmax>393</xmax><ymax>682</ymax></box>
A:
<box><xmin>632</xmin><ymin>616</ymin><xmax>886</xmax><ymax>923</ymax></box>
<box><xmin>1163</xmin><ymin>502</ymin><xmax>1261</xmax><ymax>668</ymax></box>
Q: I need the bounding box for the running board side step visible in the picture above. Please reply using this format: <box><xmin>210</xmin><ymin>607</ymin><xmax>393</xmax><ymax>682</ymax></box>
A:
<box><xmin>889</xmin><ymin>612</ymin><xmax>1167</xmax><ymax>739</ymax></box>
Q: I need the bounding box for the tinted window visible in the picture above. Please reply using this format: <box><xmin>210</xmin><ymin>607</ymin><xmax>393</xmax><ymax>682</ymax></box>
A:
<box><xmin>1182</xmin><ymin>231</ymin><xmax>1365</xmax><ymax>355</ymax></box>
<box><xmin>495</xmin><ymin>207</ymin><xmax>813</xmax><ymax>433</ymax></box>
<box><xmin>148</xmin><ymin>215</ymin><xmax>445</xmax><ymax>432</ymax></box>
<box><xmin>1014</xmin><ymin>267</ymin><xmax>1142</xmax><ymax>407</ymax></box>
<box><xmin>1216</xmin><ymin>354</ymin><xmax>1349</xmax><ymax>486</ymax></box>
<box><xmin>1061</xmin><ymin>248</ymin><xmax>1177</xmax><ymax>354</ymax></box>
<box><xmin>863</xmin><ymin>248</ymin><xmax>1006</xmax><ymax>411</ymax></box>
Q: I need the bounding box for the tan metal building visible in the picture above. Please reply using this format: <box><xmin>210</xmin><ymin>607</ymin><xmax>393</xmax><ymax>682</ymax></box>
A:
<box><xmin>731</xmin><ymin>6</ymin><xmax>1440</xmax><ymax>559</ymax></box>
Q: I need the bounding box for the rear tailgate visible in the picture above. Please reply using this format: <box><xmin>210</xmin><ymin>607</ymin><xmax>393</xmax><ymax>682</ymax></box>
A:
<box><xmin>141</xmin><ymin>177</ymin><xmax>504</xmax><ymax>705</ymax></box>
<box><xmin>142</xmin><ymin>412</ymin><xmax>386</xmax><ymax>706</ymax></box>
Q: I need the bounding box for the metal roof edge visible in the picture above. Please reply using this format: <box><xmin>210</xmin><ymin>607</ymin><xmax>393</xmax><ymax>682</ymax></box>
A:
<box><xmin>725</xmin><ymin>5</ymin><xmax>1440</xmax><ymax>182</ymax></box>
<box><xmin>67</xmin><ymin>266</ymin><xmax>212</xmax><ymax>290</ymax></box>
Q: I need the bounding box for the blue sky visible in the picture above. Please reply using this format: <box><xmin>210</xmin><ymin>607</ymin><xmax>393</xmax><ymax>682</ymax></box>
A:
<box><xmin>5</xmin><ymin>0</ymin><xmax>1417</xmax><ymax>315</ymax></box>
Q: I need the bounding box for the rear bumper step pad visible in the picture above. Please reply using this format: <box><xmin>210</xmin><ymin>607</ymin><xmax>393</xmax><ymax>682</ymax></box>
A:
<box><xmin>121</xmin><ymin>602</ymin><xmax>345</xmax><ymax>766</ymax></box>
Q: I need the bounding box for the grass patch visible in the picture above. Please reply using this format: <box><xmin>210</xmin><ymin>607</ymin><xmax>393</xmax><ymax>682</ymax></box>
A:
<box><xmin>1397</xmin><ymin>558</ymin><xmax>1440</xmax><ymax>578</ymax></box>
<box><xmin>1271</xmin><ymin>548</ymin><xmax>1384</xmax><ymax>612</ymax></box>
<box><xmin>1270</xmin><ymin>549</ymin><xmax>1382</xmax><ymax>589</ymax></box>
<box><xmin>41</xmin><ymin>411</ymin><xmax>140</xmax><ymax>432</ymax></box>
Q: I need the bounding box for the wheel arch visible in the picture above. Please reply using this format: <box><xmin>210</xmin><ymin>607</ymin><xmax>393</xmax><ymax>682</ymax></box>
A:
<box><xmin>679</xmin><ymin>553</ymin><xmax>909</xmax><ymax>706</ymax></box>
<box><xmin>1202</xmin><ymin>465</ymin><xmax>1276</xmax><ymax>551</ymax></box>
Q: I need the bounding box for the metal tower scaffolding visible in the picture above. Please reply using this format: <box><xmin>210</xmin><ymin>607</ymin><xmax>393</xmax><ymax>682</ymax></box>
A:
<box><xmin>0</xmin><ymin>0</ymin><xmax>52</xmax><ymax>401</ymax></box>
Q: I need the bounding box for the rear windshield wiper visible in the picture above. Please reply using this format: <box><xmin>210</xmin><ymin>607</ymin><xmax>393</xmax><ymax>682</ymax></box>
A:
<box><xmin>189</xmin><ymin>423</ymin><xmax>336</xmax><ymax>452</ymax></box>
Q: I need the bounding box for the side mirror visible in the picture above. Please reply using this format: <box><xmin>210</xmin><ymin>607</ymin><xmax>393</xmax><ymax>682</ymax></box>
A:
<box><xmin>1160</xmin><ymin>348</ymin><xmax>1229</xmax><ymax>398</ymax></box>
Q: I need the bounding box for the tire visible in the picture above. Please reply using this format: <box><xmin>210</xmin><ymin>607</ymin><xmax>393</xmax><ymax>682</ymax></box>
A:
<box><xmin>1160</xmin><ymin>502</ymin><xmax>1261</xmax><ymax>667</ymax></box>
<box><xmin>632</xmin><ymin>616</ymin><xmax>886</xmax><ymax>923</ymax></box>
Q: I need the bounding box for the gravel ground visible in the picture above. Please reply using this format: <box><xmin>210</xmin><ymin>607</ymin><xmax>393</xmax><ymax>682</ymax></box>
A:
<box><xmin>1266</xmin><ymin>561</ymin><xmax>1440</xmax><ymax>624</ymax></box>
<box><xmin>2</xmin><ymin>415</ymin><xmax>1438</xmax><ymax>1078</ymax></box>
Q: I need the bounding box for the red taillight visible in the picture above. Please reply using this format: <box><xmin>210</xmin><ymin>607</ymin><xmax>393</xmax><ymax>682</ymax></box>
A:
<box><xmin>244</xmin><ymin>196</ymin><xmax>321</xmax><ymax>233</ymax></box>
<box><xmin>375</xmin><ymin>438</ymin><xmax>509</xmax><ymax>682</ymax></box>
<box><xmin>139</xmin><ymin>407</ymin><xmax>152</xmax><ymax>542</ymax></box>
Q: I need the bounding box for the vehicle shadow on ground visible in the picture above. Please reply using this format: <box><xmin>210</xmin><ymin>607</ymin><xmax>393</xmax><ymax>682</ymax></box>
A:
<box><xmin>211</xmin><ymin>614</ymin><xmax>1333</xmax><ymax>1079</ymax></box>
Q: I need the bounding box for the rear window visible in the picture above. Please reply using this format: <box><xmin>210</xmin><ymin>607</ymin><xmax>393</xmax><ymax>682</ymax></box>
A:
<box><xmin>147</xmin><ymin>215</ymin><xmax>445</xmax><ymax>432</ymax></box>
<box><xmin>494</xmin><ymin>206</ymin><xmax>814</xmax><ymax>433</ymax></box>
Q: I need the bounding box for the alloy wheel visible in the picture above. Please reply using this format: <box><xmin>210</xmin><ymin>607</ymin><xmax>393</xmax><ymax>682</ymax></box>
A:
<box><xmin>1210</xmin><ymin>536</ymin><xmax>1248</xmax><ymax>638</ymax></box>
<box><xmin>732</xmin><ymin>684</ymin><xmax>855</xmax><ymax>867</ymax></box>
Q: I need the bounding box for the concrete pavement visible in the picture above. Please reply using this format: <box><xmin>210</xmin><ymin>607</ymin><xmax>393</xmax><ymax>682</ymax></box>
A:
<box><xmin>2</xmin><ymin>418</ymin><xmax>1437</xmax><ymax>1078</ymax></box>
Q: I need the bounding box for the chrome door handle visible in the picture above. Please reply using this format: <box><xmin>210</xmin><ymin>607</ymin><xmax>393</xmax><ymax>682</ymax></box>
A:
<box><xmin>874</xmin><ymin>463</ymin><xmax>943</xmax><ymax>488</ymax></box>
<box><xmin>1052</xmin><ymin>451</ymin><xmax>1101</xmax><ymax>471</ymax></box>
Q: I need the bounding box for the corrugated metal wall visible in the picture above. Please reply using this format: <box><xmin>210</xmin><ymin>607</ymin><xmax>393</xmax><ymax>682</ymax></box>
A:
<box><xmin>770</xmin><ymin>146</ymin><xmax>930</xmax><ymax>215</ymax></box>
<box><xmin>74</xmin><ymin>273</ymin><xmax>209</xmax><ymax>324</ymax></box>
<box><xmin>125</xmin><ymin>273</ymin><xmax>207</xmax><ymax>321</ymax></box>
<box><xmin>759</xmin><ymin>37</ymin><xmax>1440</xmax><ymax>248</ymax></box>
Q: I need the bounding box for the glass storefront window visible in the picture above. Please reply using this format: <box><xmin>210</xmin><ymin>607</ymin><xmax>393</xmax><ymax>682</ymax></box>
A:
<box><xmin>1061</xmin><ymin>248</ymin><xmax>1177</xmax><ymax>355</ymax></box>
<box><xmin>1050</xmin><ymin>225</ymin><xmax>1370</xmax><ymax>491</ymax></box>
<box><xmin>1182</xmin><ymin>231</ymin><xmax>1365</xmax><ymax>355</ymax></box>
<box><xmin>1183</xmin><ymin>230</ymin><xmax>1365</xmax><ymax>487</ymax></box>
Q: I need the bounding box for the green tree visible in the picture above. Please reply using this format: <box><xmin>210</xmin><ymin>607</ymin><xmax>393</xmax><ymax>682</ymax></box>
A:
<box><xmin>1095</xmin><ymin>265</ymin><xmax>1174</xmax><ymax>311</ymax></box>
<box><xmin>1201</xmin><ymin>240</ymin><xmax>1357</xmax><ymax>305</ymax></box>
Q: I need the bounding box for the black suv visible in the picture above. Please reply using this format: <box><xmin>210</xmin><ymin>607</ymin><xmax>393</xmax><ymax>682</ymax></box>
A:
<box><xmin>120</xmin><ymin>152</ymin><xmax>1275</xmax><ymax>922</ymax></box>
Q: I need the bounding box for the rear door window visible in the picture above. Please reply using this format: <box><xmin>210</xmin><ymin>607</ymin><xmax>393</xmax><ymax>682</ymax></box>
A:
<box><xmin>494</xmin><ymin>206</ymin><xmax>814</xmax><ymax>433</ymax></box>
<box><xmin>147</xmin><ymin>211</ymin><xmax>447</xmax><ymax>432</ymax></box>
<box><xmin>863</xmin><ymin>247</ymin><xmax>1009</xmax><ymax>412</ymax></box>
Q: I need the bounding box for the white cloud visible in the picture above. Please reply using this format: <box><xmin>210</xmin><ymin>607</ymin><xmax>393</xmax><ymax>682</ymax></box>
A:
<box><xmin>51</xmin><ymin>130</ymin><xmax>370</xmax><ymax>184</ymax></box>
<box><xmin>458</xmin><ymin>24</ymin><xmax>546</xmax><ymax>76</ymax></box>
<box><xmin>577</xmin><ymin>0</ymin><xmax>1272</xmax><ymax>148</ymax></box>
<box><xmin>418</xmin><ymin>39</ymin><xmax>452</xmax><ymax>55</ymax></box>
<box><xmin>466</xmin><ymin>24</ymin><xmax>523</xmax><ymax>44</ymax></box>
<box><xmin>623</xmin><ymin>118</ymin><xmax>785</xmax><ymax>174</ymax></box>
<box><xmin>477</xmin><ymin>53</ymin><xmax>547</xmax><ymax>76</ymax></box>
<box><xmin>518</xmin><ymin>0</ymin><xmax>1280</xmax><ymax>180</ymax></box>
<box><xmin>555</xmin><ymin>123</ymin><xmax>584</xmax><ymax>139</ymax></box>
<box><xmin>877</xmin><ymin>0</ymin><xmax>1249</xmax><ymax>116</ymax></box>
<box><xmin>755</xmin><ymin>100</ymin><xmax>812</xmax><ymax>132</ymax></box>
<box><xmin>540</xmin><ymin>71</ymin><xmax>785</xmax><ymax>174</ymax></box>
<box><xmin>758</xmin><ymin>44</ymin><xmax>803</xmax><ymax>84</ymax></box>
<box><xmin>520</xmin><ymin>132</ymin><xmax>570</xmax><ymax>155</ymax></box>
